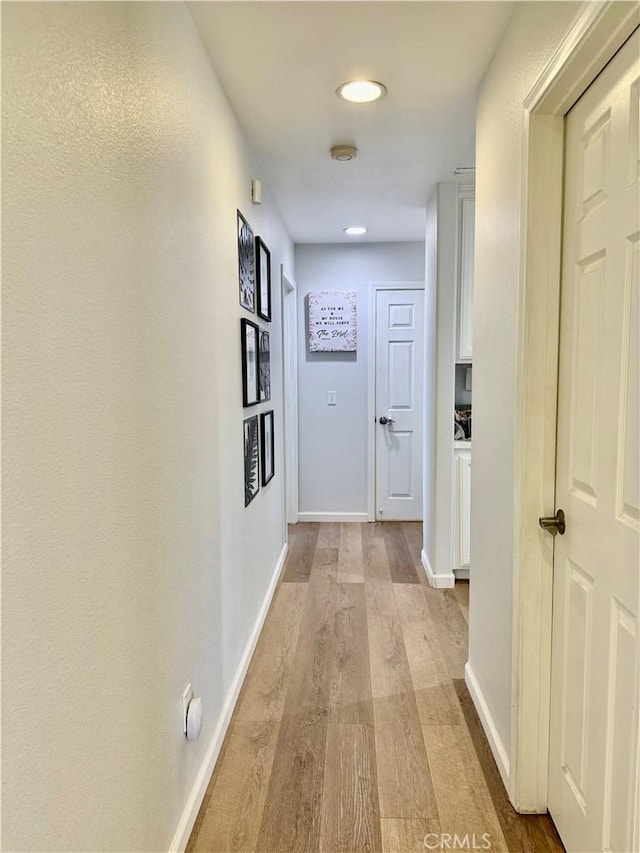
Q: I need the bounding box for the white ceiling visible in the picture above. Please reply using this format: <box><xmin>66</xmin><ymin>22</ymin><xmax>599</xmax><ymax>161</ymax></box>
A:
<box><xmin>188</xmin><ymin>2</ymin><xmax>514</xmax><ymax>243</ymax></box>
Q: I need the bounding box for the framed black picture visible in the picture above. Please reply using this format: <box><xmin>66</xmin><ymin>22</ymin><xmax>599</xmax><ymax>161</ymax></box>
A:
<box><xmin>243</xmin><ymin>415</ymin><xmax>260</xmax><ymax>506</ymax></box>
<box><xmin>237</xmin><ymin>210</ymin><xmax>255</xmax><ymax>313</ymax></box>
<box><xmin>259</xmin><ymin>329</ymin><xmax>271</xmax><ymax>402</ymax></box>
<box><xmin>255</xmin><ymin>237</ymin><xmax>272</xmax><ymax>322</ymax></box>
<box><xmin>260</xmin><ymin>410</ymin><xmax>275</xmax><ymax>487</ymax></box>
<box><xmin>241</xmin><ymin>319</ymin><xmax>260</xmax><ymax>407</ymax></box>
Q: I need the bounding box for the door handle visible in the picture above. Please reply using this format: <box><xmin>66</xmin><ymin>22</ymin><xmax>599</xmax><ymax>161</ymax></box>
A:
<box><xmin>378</xmin><ymin>416</ymin><xmax>396</xmax><ymax>426</ymax></box>
<box><xmin>539</xmin><ymin>508</ymin><xmax>566</xmax><ymax>536</ymax></box>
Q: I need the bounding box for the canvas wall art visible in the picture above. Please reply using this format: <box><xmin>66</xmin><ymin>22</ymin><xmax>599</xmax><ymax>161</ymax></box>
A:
<box><xmin>308</xmin><ymin>290</ymin><xmax>357</xmax><ymax>352</ymax></box>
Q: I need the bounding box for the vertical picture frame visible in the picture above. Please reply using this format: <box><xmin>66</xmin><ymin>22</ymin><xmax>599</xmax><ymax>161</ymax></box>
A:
<box><xmin>241</xmin><ymin>319</ymin><xmax>260</xmax><ymax>407</ymax></box>
<box><xmin>259</xmin><ymin>329</ymin><xmax>271</xmax><ymax>402</ymax></box>
<box><xmin>237</xmin><ymin>210</ymin><xmax>255</xmax><ymax>313</ymax></box>
<box><xmin>243</xmin><ymin>415</ymin><xmax>260</xmax><ymax>506</ymax></box>
<box><xmin>255</xmin><ymin>236</ymin><xmax>272</xmax><ymax>322</ymax></box>
<box><xmin>260</xmin><ymin>410</ymin><xmax>275</xmax><ymax>487</ymax></box>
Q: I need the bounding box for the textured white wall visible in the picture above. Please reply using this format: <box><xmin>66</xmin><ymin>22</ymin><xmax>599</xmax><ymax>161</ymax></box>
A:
<box><xmin>423</xmin><ymin>182</ymin><xmax>468</xmax><ymax>579</ymax></box>
<box><xmin>470</xmin><ymin>0</ymin><xmax>580</xmax><ymax>762</ymax></box>
<box><xmin>422</xmin><ymin>197</ymin><xmax>438</xmax><ymax>566</ymax></box>
<box><xmin>295</xmin><ymin>243</ymin><xmax>425</xmax><ymax>516</ymax></box>
<box><xmin>2</xmin><ymin>3</ymin><xmax>293</xmax><ymax>851</ymax></box>
<box><xmin>433</xmin><ymin>184</ymin><xmax>459</xmax><ymax>576</ymax></box>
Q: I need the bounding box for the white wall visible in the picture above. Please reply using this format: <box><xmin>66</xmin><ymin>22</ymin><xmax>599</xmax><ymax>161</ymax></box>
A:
<box><xmin>423</xmin><ymin>182</ymin><xmax>470</xmax><ymax>584</ymax></box>
<box><xmin>2</xmin><ymin>4</ymin><xmax>293</xmax><ymax>851</ymax></box>
<box><xmin>295</xmin><ymin>243</ymin><xmax>425</xmax><ymax>517</ymax></box>
<box><xmin>423</xmin><ymin>198</ymin><xmax>438</xmax><ymax>565</ymax></box>
<box><xmin>469</xmin><ymin>0</ymin><xmax>580</xmax><ymax>771</ymax></box>
<box><xmin>434</xmin><ymin>184</ymin><xmax>459</xmax><ymax>578</ymax></box>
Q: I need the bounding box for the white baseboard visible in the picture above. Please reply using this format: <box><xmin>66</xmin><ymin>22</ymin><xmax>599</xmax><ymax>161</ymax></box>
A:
<box><xmin>421</xmin><ymin>549</ymin><xmax>455</xmax><ymax>589</ymax></box>
<box><xmin>169</xmin><ymin>542</ymin><xmax>289</xmax><ymax>853</ymax></box>
<box><xmin>454</xmin><ymin>568</ymin><xmax>470</xmax><ymax>580</ymax></box>
<box><xmin>297</xmin><ymin>512</ymin><xmax>369</xmax><ymax>523</ymax></box>
<box><xmin>465</xmin><ymin>661</ymin><xmax>511</xmax><ymax>792</ymax></box>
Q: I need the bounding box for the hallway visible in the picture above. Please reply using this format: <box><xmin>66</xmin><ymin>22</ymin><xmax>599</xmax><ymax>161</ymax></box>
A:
<box><xmin>187</xmin><ymin>522</ymin><xmax>564</xmax><ymax>853</ymax></box>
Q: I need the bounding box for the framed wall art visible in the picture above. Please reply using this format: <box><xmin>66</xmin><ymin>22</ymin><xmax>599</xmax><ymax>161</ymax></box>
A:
<box><xmin>260</xmin><ymin>410</ymin><xmax>275</xmax><ymax>487</ymax></box>
<box><xmin>243</xmin><ymin>415</ymin><xmax>260</xmax><ymax>506</ymax></box>
<box><xmin>237</xmin><ymin>210</ymin><xmax>255</xmax><ymax>313</ymax></box>
<box><xmin>255</xmin><ymin>236</ymin><xmax>272</xmax><ymax>322</ymax></box>
<box><xmin>307</xmin><ymin>290</ymin><xmax>357</xmax><ymax>352</ymax></box>
<box><xmin>241</xmin><ymin>319</ymin><xmax>260</xmax><ymax>407</ymax></box>
<box><xmin>259</xmin><ymin>329</ymin><xmax>271</xmax><ymax>402</ymax></box>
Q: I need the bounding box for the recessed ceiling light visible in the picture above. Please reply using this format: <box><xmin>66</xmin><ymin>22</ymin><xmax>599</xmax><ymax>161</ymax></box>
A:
<box><xmin>344</xmin><ymin>226</ymin><xmax>367</xmax><ymax>236</ymax></box>
<box><xmin>336</xmin><ymin>80</ymin><xmax>386</xmax><ymax>104</ymax></box>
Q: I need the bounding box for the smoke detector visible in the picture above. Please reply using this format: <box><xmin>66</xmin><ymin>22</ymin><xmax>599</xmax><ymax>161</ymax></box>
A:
<box><xmin>331</xmin><ymin>145</ymin><xmax>358</xmax><ymax>162</ymax></box>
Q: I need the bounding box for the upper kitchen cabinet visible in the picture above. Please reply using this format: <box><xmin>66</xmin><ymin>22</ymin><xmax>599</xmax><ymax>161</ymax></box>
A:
<box><xmin>457</xmin><ymin>186</ymin><xmax>475</xmax><ymax>362</ymax></box>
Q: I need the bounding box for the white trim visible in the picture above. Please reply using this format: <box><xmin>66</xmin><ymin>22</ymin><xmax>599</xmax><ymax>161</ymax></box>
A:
<box><xmin>465</xmin><ymin>662</ymin><xmax>511</xmax><ymax>793</ymax></box>
<box><xmin>370</xmin><ymin>280</ymin><xmax>425</xmax><ymax>290</ymax></box>
<box><xmin>420</xmin><ymin>549</ymin><xmax>455</xmax><ymax>589</ymax></box>
<box><xmin>512</xmin><ymin>1</ymin><xmax>640</xmax><ymax>814</ymax></box>
<box><xmin>281</xmin><ymin>266</ymin><xmax>298</xmax><ymax>526</ymax></box>
<box><xmin>169</xmin><ymin>542</ymin><xmax>289</xmax><ymax>853</ymax></box>
<box><xmin>367</xmin><ymin>281</ymin><xmax>425</xmax><ymax>523</ymax></box>
<box><xmin>297</xmin><ymin>511</ymin><xmax>368</xmax><ymax>524</ymax></box>
<box><xmin>634</xmin><ymin>711</ymin><xmax>640</xmax><ymax>853</ymax></box>
<box><xmin>524</xmin><ymin>2</ymin><xmax>640</xmax><ymax>115</ymax></box>
<box><xmin>367</xmin><ymin>286</ymin><xmax>377</xmax><ymax>522</ymax></box>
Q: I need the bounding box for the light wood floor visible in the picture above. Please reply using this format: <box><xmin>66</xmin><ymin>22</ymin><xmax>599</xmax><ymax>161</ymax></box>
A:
<box><xmin>187</xmin><ymin>522</ymin><xmax>565</xmax><ymax>853</ymax></box>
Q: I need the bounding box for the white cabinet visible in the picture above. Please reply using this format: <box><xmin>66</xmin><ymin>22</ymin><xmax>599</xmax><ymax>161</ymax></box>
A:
<box><xmin>457</xmin><ymin>189</ymin><xmax>475</xmax><ymax>362</ymax></box>
<box><xmin>455</xmin><ymin>448</ymin><xmax>471</xmax><ymax>573</ymax></box>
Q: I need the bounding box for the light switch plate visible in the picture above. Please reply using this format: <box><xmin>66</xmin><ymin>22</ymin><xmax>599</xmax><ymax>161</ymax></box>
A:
<box><xmin>328</xmin><ymin>391</ymin><xmax>337</xmax><ymax>406</ymax></box>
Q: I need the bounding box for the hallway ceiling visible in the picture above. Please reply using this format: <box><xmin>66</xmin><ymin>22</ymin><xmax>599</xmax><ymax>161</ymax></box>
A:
<box><xmin>188</xmin><ymin>2</ymin><xmax>514</xmax><ymax>244</ymax></box>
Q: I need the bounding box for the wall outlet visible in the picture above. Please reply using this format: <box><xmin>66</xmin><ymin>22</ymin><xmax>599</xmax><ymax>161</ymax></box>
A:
<box><xmin>182</xmin><ymin>683</ymin><xmax>194</xmax><ymax>735</ymax></box>
<box><xmin>328</xmin><ymin>391</ymin><xmax>337</xmax><ymax>406</ymax></box>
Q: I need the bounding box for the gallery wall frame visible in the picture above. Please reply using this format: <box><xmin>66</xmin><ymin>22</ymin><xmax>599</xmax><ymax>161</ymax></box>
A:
<box><xmin>260</xmin><ymin>410</ymin><xmax>275</xmax><ymax>487</ymax></box>
<box><xmin>259</xmin><ymin>329</ymin><xmax>271</xmax><ymax>402</ymax></box>
<box><xmin>238</xmin><ymin>210</ymin><xmax>255</xmax><ymax>313</ymax></box>
<box><xmin>241</xmin><ymin>318</ymin><xmax>260</xmax><ymax>407</ymax></box>
<box><xmin>256</xmin><ymin>236</ymin><xmax>272</xmax><ymax>322</ymax></box>
<box><xmin>243</xmin><ymin>415</ymin><xmax>260</xmax><ymax>506</ymax></box>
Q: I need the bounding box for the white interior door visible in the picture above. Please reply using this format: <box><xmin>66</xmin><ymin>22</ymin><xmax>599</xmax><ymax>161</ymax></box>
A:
<box><xmin>375</xmin><ymin>288</ymin><xmax>424</xmax><ymax>521</ymax></box>
<box><xmin>548</xmin><ymin>29</ymin><xmax>639</xmax><ymax>853</ymax></box>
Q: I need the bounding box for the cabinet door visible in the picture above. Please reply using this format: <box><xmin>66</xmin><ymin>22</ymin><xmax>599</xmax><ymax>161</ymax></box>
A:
<box><xmin>458</xmin><ymin>194</ymin><xmax>474</xmax><ymax>361</ymax></box>
<box><xmin>456</xmin><ymin>452</ymin><xmax>471</xmax><ymax>568</ymax></box>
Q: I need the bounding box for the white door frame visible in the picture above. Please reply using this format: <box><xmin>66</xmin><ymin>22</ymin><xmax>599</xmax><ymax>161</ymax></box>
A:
<box><xmin>512</xmin><ymin>1</ymin><xmax>639</xmax><ymax>817</ymax></box>
<box><xmin>367</xmin><ymin>281</ymin><xmax>425</xmax><ymax>523</ymax></box>
<box><xmin>281</xmin><ymin>265</ymin><xmax>298</xmax><ymax>527</ymax></box>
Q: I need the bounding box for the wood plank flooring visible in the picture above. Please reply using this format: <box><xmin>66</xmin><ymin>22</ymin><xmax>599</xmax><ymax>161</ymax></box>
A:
<box><xmin>187</xmin><ymin>522</ymin><xmax>565</xmax><ymax>853</ymax></box>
